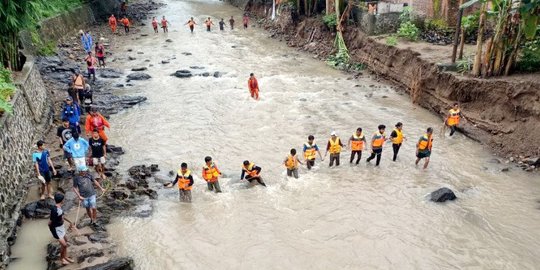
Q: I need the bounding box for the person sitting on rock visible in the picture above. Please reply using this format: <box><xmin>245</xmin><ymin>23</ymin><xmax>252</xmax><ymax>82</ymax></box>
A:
<box><xmin>241</xmin><ymin>160</ymin><xmax>266</xmax><ymax>187</ymax></box>
<box><xmin>48</xmin><ymin>192</ymin><xmax>75</xmax><ymax>266</ymax></box>
<box><xmin>166</xmin><ymin>162</ymin><xmax>194</xmax><ymax>203</ymax></box>
<box><xmin>72</xmin><ymin>165</ymin><xmax>105</xmax><ymax>226</ymax></box>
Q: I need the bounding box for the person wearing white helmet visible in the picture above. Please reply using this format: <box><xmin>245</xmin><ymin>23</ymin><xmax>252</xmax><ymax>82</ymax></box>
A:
<box><xmin>325</xmin><ymin>131</ymin><xmax>345</xmax><ymax>167</ymax></box>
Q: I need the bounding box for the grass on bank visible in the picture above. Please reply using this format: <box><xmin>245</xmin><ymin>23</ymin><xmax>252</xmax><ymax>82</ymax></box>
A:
<box><xmin>0</xmin><ymin>65</ymin><xmax>15</xmax><ymax>115</ymax></box>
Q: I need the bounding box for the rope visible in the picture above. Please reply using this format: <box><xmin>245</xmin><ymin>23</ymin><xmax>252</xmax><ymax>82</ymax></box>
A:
<box><xmin>98</xmin><ymin>178</ymin><xmax>112</xmax><ymax>199</ymax></box>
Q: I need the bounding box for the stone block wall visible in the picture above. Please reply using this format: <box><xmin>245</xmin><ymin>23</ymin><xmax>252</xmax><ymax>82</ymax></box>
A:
<box><xmin>0</xmin><ymin>58</ymin><xmax>52</xmax><ymax>266</ymax></box>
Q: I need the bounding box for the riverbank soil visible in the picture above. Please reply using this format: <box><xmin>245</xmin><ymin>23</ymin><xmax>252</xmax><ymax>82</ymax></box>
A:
<box><xmin>252</xmin><ymin>5</ymin><xmax>540</xmax><ymax>170</ymax></box>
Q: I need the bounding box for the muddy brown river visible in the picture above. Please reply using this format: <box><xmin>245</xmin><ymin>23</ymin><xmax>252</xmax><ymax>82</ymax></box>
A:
<box><xmin>9</xmin><ymin>0</ymin><xmax>540</xmax><ymax>269</ymax></box>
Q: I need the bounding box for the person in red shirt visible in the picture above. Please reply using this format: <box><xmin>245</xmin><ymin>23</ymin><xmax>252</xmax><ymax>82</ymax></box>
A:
<box><xmin>94</xmin><ymin>41</ymin><xmax>105</xmax><ymax>67</ymax></box>
<box><xmin>247</xmin><ymin>73</ymin><xmax>259</xmax><ymax>100</ymax></box>
<box><xmin>108</xmin><ymin>14</ymin><xmax>117</xmax><ymax>33</ymax></box>
<box><xmin>161</xmin><ymin>16</ymin><xmax>169</xmax><ymax>33</ymax></box>
<box><xmin>85</xmin><ymin>107</ymin><xmax>110</xmax><ymax>142</ymax></box>
<box><xmin>151</xmin><ymin>17</ymin><xmax>159</xmax><ymax>33</ymax></box>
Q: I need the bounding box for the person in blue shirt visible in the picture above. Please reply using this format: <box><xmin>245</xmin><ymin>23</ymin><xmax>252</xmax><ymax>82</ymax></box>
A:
<box><xmin>61</xmin><ymin>97</ymin><xmax>81</xmax><ymax>134</ymax></box>
<box><xmin>63</xmin><ymin>132</ymin><xmax>89</xmax><ymax>171</ymax></box>
<box><xmin>33</xmin><ymin>140</ymin><xmax>57</xmax><ymax>200</ymax></box>
<box><xmin>80</xmin><ymin>30</ymin><xmax>93</xmax><ymax>53</ymax></box>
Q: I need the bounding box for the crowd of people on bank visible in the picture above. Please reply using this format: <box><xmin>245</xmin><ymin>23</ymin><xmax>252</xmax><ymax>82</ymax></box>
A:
<box><xmin>33</xmin><ymin>6</ymin><xmax>466</xmax><ymax>265</ymax></box>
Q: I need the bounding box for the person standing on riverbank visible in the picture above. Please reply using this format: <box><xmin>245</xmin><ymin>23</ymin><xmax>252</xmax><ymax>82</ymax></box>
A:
<box><xmin>57</xmin><ymin>119</ymin><xmax>76</xmax><ymax>171</ymax></box>
<box><xmin>84</xmin><ymin>52</ymin><xmax>97</xmax><ymax>81</ymax></box>
<box><xmin>348</xmin><ymin>128</ymin><xmax>366</xmax><ymax>165</ymax></box>
<box><xmin>89</xmin><ymin>130</ymin><xmax>107</xmax><ymax>180</ymax></box>
<box><xmin>85</xmin><ymin>107</ymin><xmax>110</xmax><ymax>142</ymax></box>
<box><xmin>303</xmin><ymin>135</ymin><xmax>323</xmax><ymax>170</ymax></box>
<box><xmin>186</xmin><ymin>17</ymin><xmax>197</xmax><ymax>33</ymax></box>
<box><xmin>80</xmin><ymin>30</ymin><xmax>93</xmax><ymax>53</ymax></box>
<box><xmin>151</xmin><ymin>17</ymin><xmax>159</xmax><ymax>33</ymax></box>
<box><xmin>243</xmin><ymin>14</ymin><xmax>249</xmax><ymax>29</ymax></box>
<box><xmin>166</xmin><ymin>163</ymin><xmax>193</xmax><ymax>202</ymax></box>
<box><xmin>416</xmin><ymin>127</ymin><xmax>434</xmax><ymax>169</ymax></box>
<box><xmin>389</xmin><ymin>122</ymin><xmax>405</xmax><ymax>161</ymax></box>
<box><xmin>366</xmin><ymin>125</ymin><xmax>386</xmax><ymax>166</ymax></box>
<box><xmin>33</xmin><ymin>140</ymin><xmax>57</xmax><ymax>200</ymax></box>
<box><xmin>71</xmin><ymin>70</ymin><xmax>85</xmax><ymax>104</ymax></box>
<box><xmin>161</xmin><ymin>16</ymin><xmax>169</xmax><ymax>33</ymax></box>
<box><xmin>326</xmin><ymin>131</ymin><xmax>344</xmax><ymax>167</ymax></box>
<box><xmin>73</xmin><ymin>165</ymin><xmax>105</xmax><ymax>225</ymax></box>
<box><xmin>284</xmin><ymin>148</ymin><xmax>303</xmax><ymax>178</ymax></box>
<box><xmin>248</xmin><ymin>73</ymin><xmax>260</xmax><ymax>100</ymax></box>
<box><xmin>63</xmin><ymin>132</ymin><xmax>89</xmax><ymax>171</ymax></box>
<box><xmin>445</xmin><ymin>103</ymin><xmax>464</xmax><ymax>136</ymax></box>
<box><xmin>121</xmin><ymin>16</ymin><xmax>130</xmax><ymax>34</ymax></box>
<box><xmin>61</xmin><ymin>97</ymin><xmax>81</xmax><ymax>133</ymax></box>
<box><xmin>95</xmin><ymin>41</ymin><xmax>106</xmax><ymax>68</ymax></box>
<box><xmin>205</xmin><ymin>17</ymin><xmax>214</xmax><ymax>31</ymax></box>
<box><xmin>229</xmin><ymin>16</ymin><xmax>235</xmax><ymax>30</ymax></box>
<box><xmin>241</xmin><ymin>160</ymin><xmax>266</xmax><ymax>186</ymax></box>
<box><xmin>108</xmin><ymin>14</ymin><xmax>117</xmax><ymax>34</ymax></box>
<box><xmin>202</xmin><ymin>156</ymin><xmax>222</xmax><ymax>193</ymax></box>
<box><xmin>49</xmin><ymin>193</ymin><xmax>75</xmax><ymax>266</ymax></box>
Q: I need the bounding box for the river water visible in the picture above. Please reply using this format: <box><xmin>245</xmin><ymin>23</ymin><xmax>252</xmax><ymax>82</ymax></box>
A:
<box><xmin>10</xmin><ymin>0</ymin><xmax>540</xmax><ymax>269</ymax></box>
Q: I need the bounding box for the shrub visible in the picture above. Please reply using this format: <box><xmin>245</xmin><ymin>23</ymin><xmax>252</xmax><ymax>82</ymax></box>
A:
<box><xmin>397</xmin><ymin>21</ymin><xmax>420</xmax><ymax>41</ymax></box>
<box><xmin>322</xmin><ymin>13</ymin><xmax>337</xmax><ymax>29</ymax></box>
<box><xmin>461</xmin><ymin>13</ymin><xmax>479</xmax><ymax>36</ymax></box>
<box><xmin>386</xmin><ymin>35</ymin><xmax>398</xmax><ymax>46</ymax></box>
<box><xmin>516</xmin><ymin>37</ymin><xmax>540</xmax><ymax>72</ymax></box>
<box><xmin>0</xmin><ymin>65</ymin><xmax>15</xmax><ymax>115</ymax></box>
<box><xmin>456</xmin><ymin>56</ymin><xmax>473</xmax><ymax>74</ymax></box>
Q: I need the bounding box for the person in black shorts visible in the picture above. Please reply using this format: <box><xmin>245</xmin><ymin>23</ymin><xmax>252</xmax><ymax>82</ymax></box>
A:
<box><xmin>57</xmin><ymin>118</ymin><xmax>76</xmax><ymax>171</ymax></box>
<box><xmin>89</xmin><ymin>129</ymin><xmax>107</xmax><ymax>179</ymax></box>
<box><xmin>49</xmin><ymin>193</ymin><xmax>75</xmax><ymax>266</ymax></box>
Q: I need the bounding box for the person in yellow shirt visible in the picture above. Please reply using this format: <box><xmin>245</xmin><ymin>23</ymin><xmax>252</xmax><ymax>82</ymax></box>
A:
<box><xmin>325</xmin><ymin>131</ymin><xmax>344</xmax><ymax>167</ymax></box>
<box><xmin>348</xmin><ymin>127</ymin><xmax>366</xmax><ymax>164</ymax></box>
<box><xmin>389</xmin><ymin>122</ymin><xmax>406</xmax><ymax>161</ymax></box>
<box><xmin>284</xmin><ymin>148</ymin><xmax>303</xmax><ymax>179</ymax></box>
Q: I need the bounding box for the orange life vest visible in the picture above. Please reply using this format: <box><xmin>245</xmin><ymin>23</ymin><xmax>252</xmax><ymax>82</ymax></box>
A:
<box><xmin>73</xmin><ymin>75</ymin><xmax>84</xmax><ymax>89</ymax></box>
<box><xmin>285</xmin><ymin>154</ymin><xmax>298</xmax><ymax>169</ymax></box>
<box><xmin>109</xmin><ymin>16</ymin><xmax>117</xmax><ymax>26</ymax></box>
<box><xmin>248</xmin><ymin>77</ymin><xmax>258</xmax><ymax>91</ymax></box>
<box><xmin>391</xmin><ymin>128</ymin><xmax>403</xmax><ymax>144</ymax></box>
<box><xmin>122</xmin><ymin>18</ymin><xmax>130</xmax><ymax>26</ymax></box>
<box><xmin>447</xmin><ymin>109</ymin><xmax>461</xmax><ymax>126</ymax></box>
<box><xmin>242</xmin><ymin>162</ymin><xmax>259</xmax><ymax>177</ymax></box>
<box><xmin>418</xmin><ymin>134</ymin><xmax>433</xmax><ymax>151</ymax></box>
<box><xmin>372</xmin><ymin>131</ymin><xmax>386</xmax><ymax>149</ymax></box>
<box><xmin>202</xmin><ymin>163</ymin><xmax>220</xmax><ymax>182</ymax></box>
<box><xmin>304</xmin><ymin>143</ymin><xmax>317</xmax><ymax>160</ymax></box>
<box><xmin>177</xmin><ymin>169</ymin><xmax>192</xmax><ymax>190</ymax></box>
<box><xmin>328</xmin><ymin>137</ymin><xmax>342</xmax><ymax>154</ymax></box>
<box><xmin>350</xmin><ymin>133</ymin><xmax>364</xmax><ymax>151</ymax></box>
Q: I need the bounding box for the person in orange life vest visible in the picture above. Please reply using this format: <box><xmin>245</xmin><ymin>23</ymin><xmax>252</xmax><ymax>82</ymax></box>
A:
<box><xmin>445</xmin><ymin>103</ymin><xmax>465</xmax><ymax>136</ymax></box>
<box><xmin>84</xmin><ymin>52</ymin><xmax>97</xmax><ymax>81</ymax></box>
<box><xmin>121</xmin><ymin>16</ymin><xmax>130</xmax><ymax>33</ymax></box>
<box><xmin>202</xmin><ymin>156</ymin><xmax>222</xmax><ymax>193</ymax></box>
<box><xmin>151</xmin><ymin>17</ymin><xmax>159</xmax><ymax>33</ymax></box>
<box><xmin>325</xmin><ymin>131</ymin><xmax>345</xmax><ymax>167</ymax></box>
<box><xmin>416</xmin><ymin>127</ymin><xmax>434</xmax><ymax>169</ymax></box>
<box><xmin>85</xmin><ymin>107</ymin><xmax>110</xmax><ymax>142</ymax></box>
<box><xmin>71</xmin><ymin>70</ymin><xmax>86</xmax><ymax>103</ymax></box>
<box><xmin>348</xmin><ymin>127</ymin><xmax>366</xmax><ymax>164</ymax></box>
<box><xmin>185</xmin><ymin>17</ymin><xmax>197</xmax><ymax>33</ymax></box>
<box><xmin>284</xmin><ymin>148</ymin><xmax>303</xmax><ymax>179</ymax></box>
<box><xmin>241</xmin><ymin>160</ymin><xmax>266</xmax><ymax>187</ymax></box>
<box><xmin>366</xmin><ymin>124</ymin><xmax>387</xmax><ymax>166</ymax></box>
<box><xmin>161</xmin><ymin>16</ymin><xmax>170</xmax><ymax>33</ymax></box>
<box><xmin>204</xmin><ymin>17</ymin><xmax>214</xmax><ymax>31</ymax></box>
<box><xmin>389</xmin><ymin>122</ymin><xmax>406</xmax><ymax>162</ymax></box>
<box><xmin>248</xmin><ymin>73</ymin><xmax>260</xmax><ymax>100</ymax></box>
<box><xmin>95</xmin><ymin>41</ymin><xmax>106</xmax><ymax>67</ymax></box>
<box><xmin>166</xmin><ymin>163</ymin><xmax>193</xmax><ymax>203</ymax></box>
<box><xmin>108</xmin><ymin>14</ymin><xmax>117</xmax><ymax>33</ymax></box>
<box><xmin>303</xmin><ymin>135</ymin><xmax>323</xmax><ymax>170</ymax></box>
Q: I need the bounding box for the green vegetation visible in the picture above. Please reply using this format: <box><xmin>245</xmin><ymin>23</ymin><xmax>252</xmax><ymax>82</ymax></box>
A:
<box><xmin>397</xmin><ymin>21</ymin><xmax>420</xmax><ymax>41</ymax></box>
<box><xmin>456</xmin><ymin>56</ymin><xmax>473</xmax><ymax>74</ymax></box>
<box><xmin>424</xmin><ymin>18</ymin><xmax>449</xmax><ymax>31</ymax></box>
<box><xmin>386</xmin><ymin>35</ymin><xmax>398</xmax><ymax>46</ymax></box>
<box><xmin>461</xmin><ymin>13</ymin><xmax>479</xmax><ymax>35</ymax></box>
<box><xmin>516</xmin><ymin>36</ymin><xmax>540</xmax><ymax>72</ymax></box>
<box><xmin>322</xmin><ymin>13</ymin><xmax>337</xmax><ymax>29</ymax></box>
<box><xmin>0</xmin><ymin>65</ymin><xmax>15</xmax><ymax>115</ymax></box>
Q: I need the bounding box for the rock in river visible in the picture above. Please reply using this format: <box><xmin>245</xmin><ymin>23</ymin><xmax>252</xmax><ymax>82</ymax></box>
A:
<box><xmin>430</xmin><ymin>187</ymin><xmax>457</xmax><ymax>203</ymax></box>
<box><xmin>99</xmin><ymin>68</ymin><xmax>123</xmax><ymax>78</ymax></box>
<box><xmin>172</xmin><ymin>70</ymin><xmax>192</xmax><ymax>78</ymax></box>
<box><xmin>127</xmin><ymin>72</ymin><xmax>152</xmax><ymax>80</ymax></box>
<box><xmin>131</xmin><ymin>67</ymin><xmax>147</xmax><ymax>71</ymax></box>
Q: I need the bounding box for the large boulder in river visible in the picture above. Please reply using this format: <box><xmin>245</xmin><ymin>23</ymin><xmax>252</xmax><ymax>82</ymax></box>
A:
<box><xmin>83</xmin><ymin>257</ymin><xmax>135</xmax><ymax>270</ymax></box>
<box><xmin>430</xmin><ymin>187</ymin><xmax>457</xmax><ymax>202</ymax></box>
<box><xmin>22</xmin><ymin>199</ymin><xmax>55</xmax><ymax>219</ymax></box>
<box><xmin>127</xmin><ymin>72</ymin><xmax>152</xmax><ymax>80</ymax></box>
<box><xmin>99</xmin><ymin>68</ymin><xmax>123</xmax><ymax>78</ymax></box>
<box><xmin>172</xmin><ymin>70</ymin><xmax>192</xmax><ymax>78</ymax></box>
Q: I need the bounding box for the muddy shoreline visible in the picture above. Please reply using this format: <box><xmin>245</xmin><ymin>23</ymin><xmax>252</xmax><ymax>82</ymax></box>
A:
<box><xmin>246</xmin><ymin>4</ymin><xmax>540</xmax><ymax>172</ymax></box>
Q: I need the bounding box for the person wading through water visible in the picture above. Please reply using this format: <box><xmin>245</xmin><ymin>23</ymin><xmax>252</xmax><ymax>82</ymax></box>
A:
<box><xmin>161</xmin><ymin>16</ymin><xmax>170</xmax><ymax>33</ymax></box>
<box><xmin>445</xmin><ymin>103</ymin><xmax>465</xmax><ymax>136</ymax></box>
<box><xmin>241</xmin><ymin>160</ymin><xmax>266</xmax><ymax>187</ymax></box>
<box><xmin>152</xmin><ymin>17</ymin><xmax>159</xmax><ymax>33</ymax></box>
<box><xmin>284</xmin><ymin>148</ymin><xmax>303</xmax><ymax>178</ymax></box>
<box><xmin>366</xmin><ymin>124</ymin><xmax>387</xmax><ymax>166</ymax></box>
<box><xmin>348</xmin><ymin>127</ymin><xmax>366</xmax><ymax>165</ymax></box>
<box><xmin>205</xmin><ymin>17</ymin><xmax>214</xmax><ymax>31</ymax></box>
<box><xmin>166</xmin><ymin>163</ymin><xmax>194</xmax><ymax>203</ymax></box>
<box><xmin>202</xmin><ymin>156</ymin><xmax>222</xmax><ymax>193</ymax></box>
<box><xmin>416</xmin><ymin>127</ymin><xmax>434</xmax><ymax>169</ymax></box>
<box><xmin>247</xmin><ymin>73</ymin><xmax>260</xmax><ymax>100</ymax></box>
<box><xmin>303</xmin><ymin>135</ymin><xmax>323</xmax><ymax>170</ymax></box>
<box><xmin>229</xmin><ymin>16</ymin><xmax>235</xmax><ymax>30</ymax></box>
<box><xmin>185</xmin><ymin>17</ymin><xmax>197</xmax><ymax>33</ymax></box>
<box><xmin>389</xmin><ymin>122</ymin><xmax>406</xmax><ymax>161</ymax></box>
<box><xmin>325</xmin><ymin>131</ymin><xmax>345</xmax><ymax>167</ymax></box>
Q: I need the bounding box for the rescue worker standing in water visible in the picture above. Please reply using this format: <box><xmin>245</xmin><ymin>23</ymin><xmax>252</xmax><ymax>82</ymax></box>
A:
<box><xmin>284</xmin><ymin>149</ymin><xmax>303</xmax><ymax>179</ymax></box>
<box><xmin>303</xmin><ymin>135</ymin><xmax>323</xmax><ymax>170</ymax></box>
<box><xmin>348</xmin><ymin>127</ymin><xmax>366</xmax><ymax>164</ymax></box>
<box><xmin>366</xmin><ymin>125</ymin><xmax>387</xmax><ymax>166</ymax></box>
<box><xmin>241</xmin><ymin>160</ymin><xmax>266</xmax><ymax>187</ymax></box>
<box><xmin>445</xmin><ymin>103</ymin><xmax>465</xmax><ymax>136</ymax></box>
<box><xmin>416</xmin><ymin>127</ymin><xmax>434</xmax><ymax>169</ymax></box>
<box><xmin>389</xmin><ymin>122</ymin><xmax>406</xmax><ymax>162</ymax></box>
<box><xmin>202</xmin><ymin>156</ymin><xmax>222</xmax><ymax>193</ymax></box>
<box><xmin>248</xmin><ymin>73</ymin><xmax>260</xmax><ymax>100</ymax></box>
<box><xmin>325</xmin><ymin>131</ymin><xmax>344</xmax><ymax>167</ymax></box>
<box><xmin>167</xmin><ymin>162</ymin><xmax>194</xmax><ymax>202</ymax></box>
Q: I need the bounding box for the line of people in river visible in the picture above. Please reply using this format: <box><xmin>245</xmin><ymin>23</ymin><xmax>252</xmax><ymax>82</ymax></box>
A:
<box><xmin>148</xmin><ymin>14</ymin><xmax>251</xmax><ymax>34</ymax></box>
